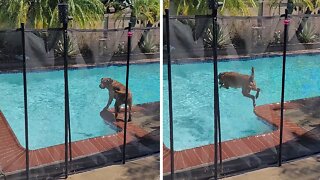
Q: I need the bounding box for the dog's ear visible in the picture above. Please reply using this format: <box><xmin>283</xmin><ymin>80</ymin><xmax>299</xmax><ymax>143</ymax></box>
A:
<box><xmin>104</xmin><ymin>78</ymin><xmax>113</xmax><ymax>84</ymax></box>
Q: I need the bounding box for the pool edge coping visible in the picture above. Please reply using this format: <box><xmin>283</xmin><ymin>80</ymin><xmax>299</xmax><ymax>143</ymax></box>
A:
<box><xmin>162</xmin><ymin>97</ymin><xmax>313</xmax><ymax>174</ymax></box>
<box><xmin>0</xmin><ymin>58</ymin><xmax>160</xmax><ymax>74</ymax></box>
<box><xmin>166</xmin><ymin>49</ymin><xmax>320</xmax><ymax>65</ymax></box>
<box><xmin>0</xmin><ymin>101</ymin><xmax>160</xmax><ymax>175</ymax></box>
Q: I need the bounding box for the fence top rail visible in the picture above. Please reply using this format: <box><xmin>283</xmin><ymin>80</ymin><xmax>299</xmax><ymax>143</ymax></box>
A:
<box><xmin>0</xmin><ymin>29</ymin><xmax>19</xmax><ymax>33</ymax></box>
<box><xmin>14</xmin><ymin>27</ymin><xmax>160</xmax><ymax>33</ymax></box>
<box><xmin>167</xmin><ymin>14</ymin><xmax>320</xmax><ymax>19</ymax></box>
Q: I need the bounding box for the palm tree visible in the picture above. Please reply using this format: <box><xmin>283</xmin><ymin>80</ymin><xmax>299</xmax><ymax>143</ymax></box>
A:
<box><xmin>130</xmin><ymin>0</ymin><xmax>160</xmax><ymax>26</ymax></box>
<box><xmin>0</xmin><ymin>0</ymin><xmax>105</xmax><ymax>29</ymax></box>
<box><xmin>164</xmin><ymin>0</ymin><xmax>170</xmax><ymax>9</ymax></box>
<box><xmin>108</xmin><ymin>0</ymin><xmax>160</xmax><ymax>27</ymax></box>
<box><xmin>171</xmin><ymin>0</ymin><xmax>256</xmax><ymax>16</ymax></box>
<box><xmin>170</xmin><ymin>0</ymin><xmax>210</xmax><ymax>15</ymax></box>
<box><xmin>269</xmin><ymin>0</ymin><xmax>320</xmax><ymax>14</ymax></box>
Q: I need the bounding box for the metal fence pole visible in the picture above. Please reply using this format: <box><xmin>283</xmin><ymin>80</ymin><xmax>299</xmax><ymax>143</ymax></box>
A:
<box><xmin>213</xmin><ymin>13</ymin><xmax>219</xmax><ymax>180</ymax></box>
<box><xmin>122</xmin><ymin>21</ymin><xmax>132</xmax><ymax>164</ymax></box>
<box><xmin>21</xmin><ymin>23</ymin><xmax>30</xmax><ymax>180</ymax></box>
<box><xmin>218</xmin><ymin>102</ymin><xmax>222</xmax><ymax>174</ymax></box>
<box><xmin>63</xmin><ymin>24</ymin><xmax>70</xmax><ymax>178</ymax></box>
<box><xmin>209</xmin><ymin>0</ymin><xmax>223</xmax><ymax>179</ymax></box>
<box><xmin>165</xmin><ymin>9</ymin><xmax>175</xmax><ymax>180</ymax></box>
<box><xmin>278</xmin><ymin>9</ymin><xmax>289</xmax><ymax>167</ymax></box>
<box><xmin>58</xmin><ymin>1</ymin><xmax>72</xmax><ymax>177</ymax></box>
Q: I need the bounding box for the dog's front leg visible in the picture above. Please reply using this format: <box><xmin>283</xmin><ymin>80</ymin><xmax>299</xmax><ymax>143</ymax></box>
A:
<box><xmin>105</xmin><ymin>91</ymin><xmax>114</xmax><ymax>109</ymax></box>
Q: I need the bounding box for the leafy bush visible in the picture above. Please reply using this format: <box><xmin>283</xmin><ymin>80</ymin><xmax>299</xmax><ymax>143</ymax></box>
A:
<box><xmin>298</xmin><ymin>22</ymin><xmax>318</xmax><ymax>43</ymax></box>
<box><xmin>79</xmin><ymin>43</ymin><xmax>93</xmax><ymax>57</ymax></box>
<box><xmin>54</xmin><ymin>38</ymin><xmax>79</xmax><ymax>58</ymax></box>
<box><xmin>231</xmin><ymin>33</ymin><xmax>246</xmax><ymax>48</ymax></box>
<box><xmin>203</xmin><ymin>24</ymin><xmax>230</xmax><ymax>48</ymax></box>
<box><xmin>139</xmin><ymin>32</ymin><xmax>159</xmax><ymax>53</ymax></box>
<box><xmin>114</xmin><ymin>42</ymin><xmax>127</xmax><ymax>55</ymax></box>
<box><xmin>273</xmin><ymin>30</ymin><xmax>281</xmax><ymax>44</ymax></box>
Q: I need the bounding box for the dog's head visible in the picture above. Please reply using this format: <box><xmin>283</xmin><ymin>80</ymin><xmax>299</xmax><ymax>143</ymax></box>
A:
<box><xmin>99</xmin><ymin>78</ymin><xmax>113</xmax><ymax>89</ymax></box>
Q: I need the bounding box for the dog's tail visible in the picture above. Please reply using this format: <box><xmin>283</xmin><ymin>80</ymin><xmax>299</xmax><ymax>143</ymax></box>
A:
<box><xmin>250</xmin><ymin>67</ymin><xmax>255</xmax><ymax>81</ymax></box>
<box><xmin>248</xmin><ymin>67</ymin><xmax>255</xmax><ymax>82</ymax></box>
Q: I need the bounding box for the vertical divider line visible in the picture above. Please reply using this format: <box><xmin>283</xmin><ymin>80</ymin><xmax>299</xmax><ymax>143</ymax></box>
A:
<box><xmin>122</xmin><ymin>21</ymin><xmax>132</xmax><ymax>164</ymax></box>
<box><xmin>279</xmin><ymin>9</ymin><xmax>289</xmax><ymax>167</ymax></box>
<box><xmin>21</xmin><ymin>23</ymin><xmax>30</xmax><ymax>180</ymax></box>
<box><xmin>165</xmin><ymin>9</ymin><xmax>175</xmax><ymax>180</ymax></box>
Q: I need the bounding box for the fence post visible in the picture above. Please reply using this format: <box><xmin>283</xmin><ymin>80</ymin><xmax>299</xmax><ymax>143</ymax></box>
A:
<box><xmin>122</xmin><ymin>21</ymin><xmax>132</xmax><ymax>164</ymax></box>
<box><xmin>58</xmin><ymin>1</ymin><xmax>72</xmax><ymax>177</ymax></box>
<box><xmin>21</xmin><ymin>23</ymin><xmax>30</xmax><ymax>180</ymax></box>
<box><xmin>279</xmin><ymin>8</ymin><xmax>289</xmax><ymax>167</ymax></box>
<box><xmin>165</xmin><ymin>9</ymin><xmax>175</xmax><ymax>180</ymax></box>
<box><xmin>209</xmin><ymin>0</ymin><xmax>223</xmax><ymax>179</ymax></box>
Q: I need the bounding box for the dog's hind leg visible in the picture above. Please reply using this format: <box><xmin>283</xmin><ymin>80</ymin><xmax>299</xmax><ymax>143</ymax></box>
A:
<box><xmin>242</xmin><ymin>89</ymin><xmax>256</xmax><ymax>107</ymax></box>
<box><xmin>114</xmin><ymin>101</ymin><xmax>121</xmax><ymax>120</ymax></box>
<box><xmin>250</xmin><ymin>86</ymin><xmax>260</xmax><ymax>99</ymax></box>
<box><xmin>255</xmin><ymin>88</ymin><xmax>260</xmax><ymax>99</ymax></box>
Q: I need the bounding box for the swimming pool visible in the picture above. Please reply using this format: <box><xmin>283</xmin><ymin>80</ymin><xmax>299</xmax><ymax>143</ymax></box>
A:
<box><xmin>163</xmin><ymin>54</ymin><xmax>320</xmax><ymax>151</ymax></box>
<box><xmin>0</xmin><ymin>63</ymin><xmax>159</xmax><ymax>150</ymax></box>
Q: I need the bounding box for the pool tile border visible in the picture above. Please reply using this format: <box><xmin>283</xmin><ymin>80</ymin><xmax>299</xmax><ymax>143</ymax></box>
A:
<box><xmin>0</xmin><ymin>58</ymin><xmax>160</xmax><ymax>74</ymax></box>
<box><xmin>169</xmin><ymin>49</ymin><xmax>320</xmax><ymax>65</ymax></box>
<box><xmin>163</xmin><ymin>99</ymin><xmax>308</xmax><ymax>174</ymax></box>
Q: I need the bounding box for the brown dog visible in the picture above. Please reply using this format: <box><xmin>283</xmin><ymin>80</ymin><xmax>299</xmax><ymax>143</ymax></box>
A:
<box><xmin>99</xmin><ymin>78</ymin><xmax>132</xmax><ymax>121</ymax></box>
<box><xmin>218</xmin><ymin>67</ymin><xmax>260</xmax><ymax>107</ymax></box>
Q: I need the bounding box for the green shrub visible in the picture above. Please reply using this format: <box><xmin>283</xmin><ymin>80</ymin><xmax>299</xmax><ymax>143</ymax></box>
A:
<box><xmin>139</xmin><ymin>32</ymin><xmax>159</xmax><ymax>53</ymax></box>
<box><xmin>298</xmin><ymin>22</ymin><xmax>318</xmax><ymax>43</ymax></box>
<box><xmin>273</xmin><ymin>30</ymin><xmax>281</xmax><ymax>44</ymax></box>
<box><xmin>54</xmin><ymin>38</ymin><xmax>79</xmax><ymax>58</ymax></box>
<box><xmin>203</xmin><ymin>24</ymin><xmax>230</xmax><ymax>48</ymax></box>
<box><xmin>231</xmin><ymin>33</ymin><xmax>246</xmax><ymax>48</ymax></box>
<box><xmin>114</xmin><ymin>42</ymin><xmax>127</xmax><ymax>55</ymax></box>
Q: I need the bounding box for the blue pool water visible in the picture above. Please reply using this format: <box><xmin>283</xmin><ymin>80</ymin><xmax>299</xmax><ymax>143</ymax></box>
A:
<box><xmin>163</xmin><ymin>54</ymin><xmax>320</xmax><ymax>151</ymax></box>
<box><xmin>0</xmin><ymin>63</ymin><xmax>159</xmax><ymax>150</ymax></box>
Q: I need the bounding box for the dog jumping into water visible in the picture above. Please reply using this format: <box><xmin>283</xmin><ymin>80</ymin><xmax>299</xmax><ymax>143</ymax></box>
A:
<box><xmin>218</xmin><ymin>67</ymin><xmax>260</xmax><ymax>107</ymax></box>
<box><xmin>99</xmin><ymin>78</ymin><xmax>132</xmax><ymax>121</ymax></box>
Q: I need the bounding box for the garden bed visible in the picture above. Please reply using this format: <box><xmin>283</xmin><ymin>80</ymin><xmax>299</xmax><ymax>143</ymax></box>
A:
<box><xmin>164</xmin><ymin>42</ymin><xmax>320</xmax><ymax>60</ymax></box>
<box><xmin>0</xmin><ymin>52</ymin><xmax>160</xmax><ymax>72</ymax></box>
